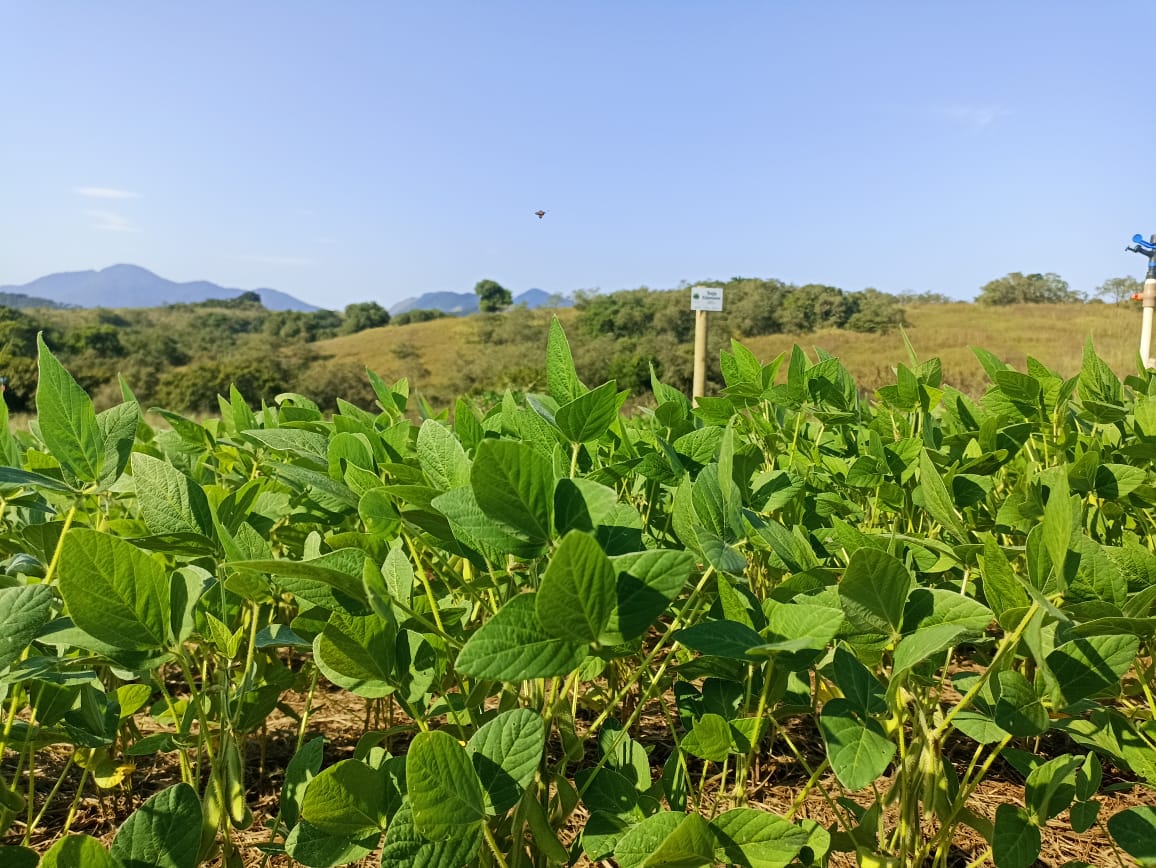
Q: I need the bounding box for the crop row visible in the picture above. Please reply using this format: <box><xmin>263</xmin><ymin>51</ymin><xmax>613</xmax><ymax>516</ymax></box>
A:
<box><xmin>0</xmin><ymin>321</ymin><xmax>1154</xmax><ymax>867</ymax></box>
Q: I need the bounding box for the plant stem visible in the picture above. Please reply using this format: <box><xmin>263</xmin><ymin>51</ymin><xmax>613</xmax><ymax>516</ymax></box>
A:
<box><xmin>42</xmin><ymin>502</ymin><xmax>77</xmax><ymax>585</ymax></box>
<box><xmin>586</xmin><ymin>567</ymin><xmax>714</xmax><ymax>739</ymax></box>
<box><xmin>482</xmin><ymin>821</ymin><xmax>511</xmax><ymax>868</ymax></box>
<box><xmin>733</xmin><ymin>659</ymin><xmax>775</xmax><ymax>805</ymax></box>
<box><xmin>933</xmin><ymin>601</ymin><xmax>1040</xmax><ymax>742</ymax></box>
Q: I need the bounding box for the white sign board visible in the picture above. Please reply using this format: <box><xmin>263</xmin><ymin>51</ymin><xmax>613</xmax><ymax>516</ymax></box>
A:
<box><xmin>690</xmin><ymin>286</ymin><xmax>723</xmax><ymax>312</ymax></box>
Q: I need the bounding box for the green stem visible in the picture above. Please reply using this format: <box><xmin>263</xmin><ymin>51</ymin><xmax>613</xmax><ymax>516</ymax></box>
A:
<box><xmin>42</xmin><ymin>502</ymin><xmax>78</xmax><ymax>585</ymax></box>
<box><xmin>26</xmin><ymin>751</ymin><xmax>75</xmax><ymax>840</ymax></box>
<box><xmin>784</xmin><ymin>758</ymin><xmax>830</xmax><ymax>821</ymax></box>
<box><xmin>733</xmin><ymin>660</ymin><xmax>775</xmax><ymax>805</ymax></box>
<box><xmin>933</xmin><ymin>601</ymin><xmax>1040</xmax><ymax>742</ymax></box>
<box><xmin>586</xmin><ymin>567</ymin><xmax>714</xmax><ymax>739</ymax></box>
<box><xmin>405</xmin><ymin>533</ymin><xmax>446</xmax><ymax>635</ymax></box>
<box><xmin>482</xmin><ymin>820</ymin><xmax>511</xmax><ymax>868</ymax></box>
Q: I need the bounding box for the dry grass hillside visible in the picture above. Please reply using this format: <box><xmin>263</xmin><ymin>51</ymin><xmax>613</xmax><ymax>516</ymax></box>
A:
<box><xmin>314</xmin><ymin>302</ymin><xmax>1144</xmax><ymax>407</ymax></box>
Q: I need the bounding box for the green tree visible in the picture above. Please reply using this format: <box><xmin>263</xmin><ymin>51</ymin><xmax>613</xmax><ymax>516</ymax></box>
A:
<box><xmin>779</xmin><ymin>285</ymin><xmax>851</xmax><ymax>332</ymax></box>
<box><xmin>845</xmin><ymin>289</ymin><xmax>907</xmax><ymax>333</ymax></box>
<box><xmin>976</xmin><ymin>272</ymin><xmax>1082</xmax><ymax>305</ymax></box>
<box><xmin>393</xmin><ymin>308</ymin><xmax>447</xmax><ymax>326</ymax></box>
<box><xmin>1094</xmin><ymin>276</ymin><xmax>1143</xmax><ymax>304</ymax></box>
<box><xmin>474</xmin><ymin>279</ymin><xmax>512</xmax><ymax>313</ymax></box>
<box><xmin>341</xmin><ymin>301</ymin><xmax>391</xmax><ymax>334</ymax></box>
<box><xmin>66</xmin><ymin>324</ymin><xmax>126</xmax><ymax>357</ymax></box>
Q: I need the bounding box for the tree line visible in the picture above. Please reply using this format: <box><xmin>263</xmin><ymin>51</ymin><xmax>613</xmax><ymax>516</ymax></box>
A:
<box><xmin>977</xmin><ymin>272</ymin><xmax>1143</xmax><ymax>305</ymax></box>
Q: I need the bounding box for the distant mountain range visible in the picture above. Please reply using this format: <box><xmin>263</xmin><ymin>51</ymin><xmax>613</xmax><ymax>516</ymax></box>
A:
<box><xmin>0</xmin><ymin>265</ymin><xmax>569</xmax><ymax>317</ymax></box>
<box><xmin>390</xmin><ymin>287</ymin><xmax>569</xmax><ymax>316</ymax></box>
<box><xmin>0</xmin><ymin>264</ymin><xmax>318</xmax><ymax>312</ymax></box>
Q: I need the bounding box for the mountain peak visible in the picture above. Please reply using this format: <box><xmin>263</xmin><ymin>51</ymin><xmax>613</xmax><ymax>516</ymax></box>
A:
<box><xmin>0</xmin><ymin>264</ymin><xmax>317</xmax><ymax>311</ymax></box>
<box><xmin>100</xmin><ymin>263</ymin><xmax>156</xmax><ymax>276</ymax></box>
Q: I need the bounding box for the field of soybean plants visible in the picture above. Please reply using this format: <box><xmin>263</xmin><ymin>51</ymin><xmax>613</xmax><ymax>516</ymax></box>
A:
<box><xmin>3</xmin><ymin>318</ymin><xmax>1156</xmax><ymax>868</ymax></box>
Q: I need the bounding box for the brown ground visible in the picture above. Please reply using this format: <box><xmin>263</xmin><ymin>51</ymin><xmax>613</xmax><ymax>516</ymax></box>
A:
<box><xmin>4</xmin><ymin>677</ymin><xmax>1149</xmax><ymax>867</ymax></box>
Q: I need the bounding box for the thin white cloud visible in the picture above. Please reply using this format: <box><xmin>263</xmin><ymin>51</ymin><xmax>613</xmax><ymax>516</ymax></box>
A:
<box><xmin>87</xmin><ymin>210</ymin><xmax>137</xmax><ymax>232</ymax></box>
<box><xmin>935</xmin><ymin>105</ymin><xmax>1011</xmax><ymax>130</ymax></box>
<box><xmin>74</xmin><ymin>186</ymin><xmax>141</xmax><ymax>200</ymax></box>
<box><xmin>236</xmin><ymin>254</ymin><xmax>317</xmax><ymax>267</ymax></box>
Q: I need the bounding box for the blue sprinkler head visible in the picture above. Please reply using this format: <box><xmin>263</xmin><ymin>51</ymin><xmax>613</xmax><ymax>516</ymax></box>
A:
<box><xmin>1127</xmin><ymin>235</ymin><xmax>1156</xmax><ymax>274</ymax></box>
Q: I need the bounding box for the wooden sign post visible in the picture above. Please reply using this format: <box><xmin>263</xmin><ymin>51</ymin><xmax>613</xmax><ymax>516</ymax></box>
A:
<box><xmin>690</xmin><ymin>285</ymin><xmax>723</xmax><ymax>403</ymax></box>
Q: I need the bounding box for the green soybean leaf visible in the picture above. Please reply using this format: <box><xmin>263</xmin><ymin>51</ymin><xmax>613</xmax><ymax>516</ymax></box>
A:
<box><xmin>0</xmin><ymin>584</ymin><xmax>54</xmax><ymax>672</ymax></box>
<box><xmin>467</xmin><ymin>708</ymin><xmax>545</xmax><ymax>814</ymax></box>
<box><xmin>599</xmin><ymin>720</ymin><xmax>652</xmax><ymax>790</ymax></box>
<box><xmin>994</xmin><ymin>670</ymin><xmax>1049</xmax><ymax>737</ymax></box>
<box><xmin>576</xmin><ymin>766</ymin><xmax>641</xmax><ymax>818</ymax></box>
<box><xmin>379</xmin><ymin>802</ymin><xmax>482</xmax><ymax>868</ymax></box>
<box><xmin>839</xmin><ymin>548</ymin><xmax>913</xmax><ymax>638</ymax></box>
<box><xmin>281</xmin><ymin>736</ymin><xmax>324</xmax><ymax>830</ymax></box>
<box><xmin>234</xmin><ymin>549</ymin><xmax>369</xmax><ymax>608</ymax></box>
<box><xmin>284</xmin><ymin>820</ymin><xmax>378</xmax><ymax>868</ymax></box>
<box><xmin>1047</xmin><ymin>634</ymin><xmax>1139</xmax><ymax>707</ymax></box>
<box><xmin>554</xmin><ymin>476</ymin><xmax>619</xmax><ymax>535</ymax></box>
<box><xmin>242</xmin><ymin>427</ymin><xmax>329</xmax><ymax>460</ymax></box>
<box><xmin>416</xmin><ymin>419</ymin><xmax>471</xmax><ymax>491</ymax></box>
<box><xmin>1076</xmin><ymin>752</ymin><xmax>1102</xmax><ymax>802</ymax></box>
<box><xmin>271</xmin><ymin>461</ymin><xmax>361</xmax><ymax>511</ymax></box>
<box><xmin>979</xmin><ymin>536</ymin><xmax>1029</xmax><ymax>625</ymax></box>
<box><xmin>407</xmin><ymin>730</ymin><xmax>485</xmax><ymax>840</ymax></box>
<box><xmin>1042</xmin><ymin>474</ymin><xmax>1074</xmax><ymax>588</ymax></box>
<box><xmin>710</xmin><ymin>807</ymin><xmax>811</xmax><ymax>868</ymax></box>
<box><xmin>902</xmin><ymin>588</ymin><xmax>994</xmax><ymax>635</ymax></box>
<box><xmin>0</xmin><ymin>465</ymin><xmax>75</xmax><ymax>493</ymax></box>
<box><xmin>603</xmin><ymin>549</ymin><xmax>695</xmax><ymax>644</ymax></box>
<box><xmin>556</xmin><ymin>380</ymin><xmax>623</xmax><ymax>443</ymax></box>
<box><xmin>616</xmin><ymin>810</ymin><xmax>714</xmax><ymax>868</ymax></box>
<box><xmin>919</xmin><ymin>450</ymin><xmax>967</xmax><ymax>540</ymax></box>
<box><xmin>298</xmin><ymin>759</ymin><xmax>388</xmax><ymax>840</ymax></box>
<box><xmin>547</xmin><ymin>316</ymin><xmax>585</xmax><ymax>404</ymax></box>
<box><xmin>831</xmin><ymin>647</ymin><xmax>887</xmax><ymax>717</ymax></box>
<box><xmin>457</xmin><ymin>593</ymin><xmax>588</xmax><ymax>681</ymax></box>
<box><xmin>992</xmin><ymin>804</ymin><xmax>1041</xmax><ymax>868</ymax></box>
<box><xmin>471</xmin><ymin>439</ymin><xmax>555</xmax><ymax>542</ymax></box>
<box><xmin>1024</xmin><ymin>754</ymin><xmax>1081</xmax><ymax>824</ymax></box>
<box><xmin>951</xmin><ymin>711</ymin><xmax>1011</xmax><ymax>745</ymax></box>
<box><xmin>58</xmin><ymin>530</ymin><xmax>172</xmax><ymax>651</ymax></box>
<box><xmin>583</xmin><ymin>811</ymin><xmax>635</xmax><ymax>861</ymax></box>
<box><xmin>891</xmin><ymin>624</ymin><xmax>968</xmax><ymax>685</ymax></box>
<box><xmin>1095</xmin><ymin>464</ymin><xmax>1147</xmax><ymax>500</ymax></box>
<box><xmin>109</xmin><ymin>782</ymin><xmax>202</xmax><ymax>868</ymax></box>
<box><xmin>537</xmin><ymin>531</ymin><xmax>616</xmax><ymax>643</ymax></box>
<box><xmin>675</xmin><ymin>620</ymin><xmax>764</xmax><ymax>661</ymax></box>
<box><xmin>130</xmin><ymin>453</ymin><xmax>213</xmax><ymax>538</ymax></box>
<box><xmin>40</xmin><ymin>835</ymin><xmax>118</xmax><ymax>868</ymax></box>
<box><xmin>697</xmin><ymin>528</ymin><xmax>748</xmax><ymax>576</ymax></box>
<box><xmin>1069</xmin><ymin>536</ymin><xmax>1128</xmax><ymax>609</ymax></box>
<box><xmin>759</xmin><ymin>603</ymin><xmax>845</xmax><ymax>662</ymax></box>
<box><xmin>364</xmin><ymin>546</ymin><xmax>414</xmax><ymax>622</ymax></box>
<box><xmin>432</xmin><ymin>485</ymin><xmax>544</xmax><ymax>561</ymax></box>
<box><xmin>1108</xmin><ymin>806</ymin><xmax>1156</xmax><ymax>865</ymax></box>
<box><xmin>96</xmin><ymin>400</ymin><xmax>139</xmax><ymax>489</ymax></box>
<box><xmin>36</xmin><ymin>333</ymin><xmax>104</xmax><ymax>485</ymax></box>
<box><xmin>313</xmin><ymin>612</ymin><xmax>397</xmax><ymax>698</ymax></box>
<box><xmin>681</xmin><ymin>713</ymin><xmax>735</xmax><ymax>762</ymax></box>
<box><xmin>1070</xmin><ymin>799</ymin><xmax>1100</xmax><ymax>834</ymax></box>
<box><xmin>818</xmin><ymin>699</ymin><xmax>896</xmax><ymax>791</ymax></box>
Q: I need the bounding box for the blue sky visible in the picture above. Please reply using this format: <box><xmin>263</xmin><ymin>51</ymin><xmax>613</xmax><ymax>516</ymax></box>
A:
<box><xmin>1</xmin><ymin>3</ymin><xmax>1152</xmax><ymax>309</ymax></box>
